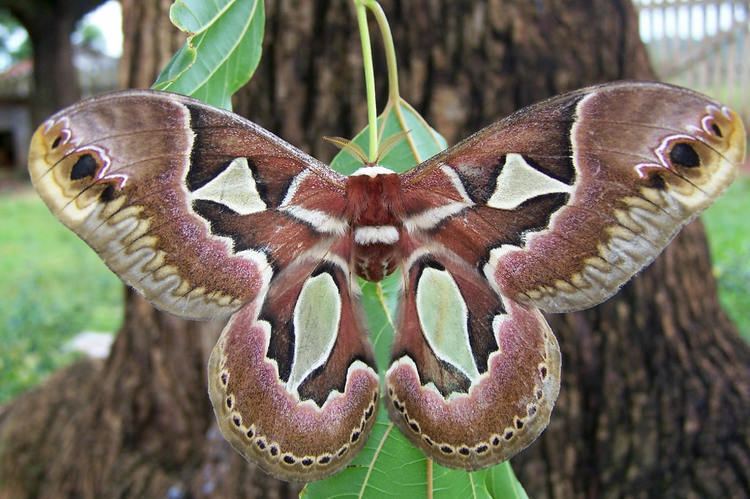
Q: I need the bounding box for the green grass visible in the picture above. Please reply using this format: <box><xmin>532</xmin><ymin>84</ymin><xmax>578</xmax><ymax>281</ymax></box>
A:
<box><xmin>0</xmin><ymin>190</ymin><xmax>122</xmax><ymax>403</ymax></box>
<box><xmin>0</xmin><ymin>175</ymin><xmax>747</xmax><ymax>404</ymax></box>
<box><xmin>703</xmin><ymin>176</ymin><xmax>750</xmax><ymax>340</ymax></box>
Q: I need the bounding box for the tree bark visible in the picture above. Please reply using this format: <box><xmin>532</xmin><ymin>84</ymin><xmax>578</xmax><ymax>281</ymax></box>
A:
<box><xmin>1</xmin><ymin>1</ymin><xmax>748</xmax><ymax>498</ymax></box>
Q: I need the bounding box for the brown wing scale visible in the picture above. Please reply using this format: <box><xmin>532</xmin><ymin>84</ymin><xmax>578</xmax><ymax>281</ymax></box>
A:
<box><xmin>401</xmin><ymin>82</ymin><xmax>746</xmax><ymax>313</ymax></box>
<box><xmin>28</xmin><ymin>90</ymin><xmax>347</xmax><ymax>319</ymax></box>
<box><xmin>388</xmin><ymin>81</ymin><xmax>744</xmax><ymax>470</ymax></box>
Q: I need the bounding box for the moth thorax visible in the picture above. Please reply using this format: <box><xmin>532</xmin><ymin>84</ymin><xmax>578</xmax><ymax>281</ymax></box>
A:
<box><xmin>345</xmin><ymin>165</ymin><xmax>404</xmax><ymax>228</ymax></box>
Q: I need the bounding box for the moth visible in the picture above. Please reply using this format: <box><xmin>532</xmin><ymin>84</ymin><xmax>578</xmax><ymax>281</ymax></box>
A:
<box><xmin>28</xmin><ymin>81</ymin><xmax>746</xmax><ymax>481</ymax></box>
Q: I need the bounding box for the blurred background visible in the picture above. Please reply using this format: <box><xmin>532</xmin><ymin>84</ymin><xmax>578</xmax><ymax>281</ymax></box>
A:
<box><xmin>2</xmin><ymin>0</ymin><xmax>745</xmax><ymax>404</ymax></box>
<box><xmin>0</xmin><ymin>1</ymin><xmax>123</xmax><ymax>403</ymax></box>
<box><xmin>0</xmin><ymin>0</ymin><xmax>750</xmax><ymax>498</ymax></box>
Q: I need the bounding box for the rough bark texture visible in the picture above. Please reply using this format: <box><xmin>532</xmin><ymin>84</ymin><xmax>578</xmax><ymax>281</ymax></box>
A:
<box><xmin>1</xmin><ymin>1</ymin><xmax>748</xmax><ymax>498</ymax></box>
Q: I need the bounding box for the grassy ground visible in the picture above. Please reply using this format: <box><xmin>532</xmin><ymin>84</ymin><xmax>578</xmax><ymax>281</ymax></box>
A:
<box><xmin>0</xmin><ymin>178</ymin><xmax>748</xmax><ymax>404</ymax></box>
<box><xmin>0</xmin><ymin>190</ymin><xmax>122</xmax><ymax>403</ymax></box>
<box><xmin>702</xmin><ymin>176</ymin><xmax>750</xmax><ymax>338</ymax></box>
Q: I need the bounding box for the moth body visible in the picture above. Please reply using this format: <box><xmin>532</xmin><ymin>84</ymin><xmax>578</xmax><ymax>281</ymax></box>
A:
<box><xmin>346</xmin><ymin>165</ymin><xmax>404</xmax><ymax>280</ymax></box>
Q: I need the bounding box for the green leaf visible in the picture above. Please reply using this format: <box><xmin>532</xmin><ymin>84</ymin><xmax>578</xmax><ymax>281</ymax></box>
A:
<box><xmin>305</xmin><ymin>99</ymin><xmax>528</xmax><ymax>497</ymax></box>
<box><xmin>152</xmin><ymin>0</ymin><xmax>265</xmax><ymax>110</ymax></box>
<box><xmin>169</xmin><ymin>0</ymin><xmax>236</xmax><ymax>33</ymax></box>
<box><xmin>330</xmin><ymin>98</ymin><xmax>447</xmax><ymax>174</ymax></box>
<box><xmin>484</xmin><ymin>462</ymin><xmax>530</xmax><ymax>499</ymax></box>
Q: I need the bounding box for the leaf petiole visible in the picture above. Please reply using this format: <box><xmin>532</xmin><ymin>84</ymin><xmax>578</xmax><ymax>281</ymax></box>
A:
<box><xmin>354</xmin><ymin>0</ymin><xmax>379</xmax><ymax>163</ymax></box>
<box><xmin>364</xmin><ymin>0</ymin><xmax>400</xmax><ymax>104</ymax></box>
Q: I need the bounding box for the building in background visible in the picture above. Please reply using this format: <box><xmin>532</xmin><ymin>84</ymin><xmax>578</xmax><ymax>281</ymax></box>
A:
<box><xmin>633</xmin><ymin>0</ymin><xmax>749</xmax><ymax>129</ymax></box>
<box><xmin>0</xmin><ymin>45</ymin><xmax>118</xmax><ymax>173</ymax></box>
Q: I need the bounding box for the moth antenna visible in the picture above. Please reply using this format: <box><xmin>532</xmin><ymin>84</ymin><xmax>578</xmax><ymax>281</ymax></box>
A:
<box><xmin>376</xmin><ymin>130</ymin><xmax>411</xmax><ymax>164</ymax></box>
<box><xmin>323</xmin><ymin>136</ymin><xmax>369</xmax><ymax>165</ymax></box>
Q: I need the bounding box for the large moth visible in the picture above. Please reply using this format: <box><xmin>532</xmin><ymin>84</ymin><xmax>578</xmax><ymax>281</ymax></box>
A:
<box><xmin>28</xmin><ymin>81</ymin><xmax>746</xmax><ymax>481</ymax></box>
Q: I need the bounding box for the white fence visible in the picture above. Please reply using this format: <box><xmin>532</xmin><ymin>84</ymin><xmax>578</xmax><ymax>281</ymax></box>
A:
<box><xmin>633</xmin><ymin>0</ymin><xmax>750</xmax><ymax>128</ymax></box>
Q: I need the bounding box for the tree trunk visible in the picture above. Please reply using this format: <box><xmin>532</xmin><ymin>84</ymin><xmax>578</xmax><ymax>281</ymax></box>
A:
<box><xmin>25</xmin><ymin>10</ymin><xmax>80</xmax><ymax>128</ymax></box>
<box><xmin>1</xmin><ymin>1</ymin><xmax>748</xmax><ymax>498</ymax></box>
<box><xmin>2</xmin><ymin>0</ymin><xmax>107</xmax><ymax>126</ymax></box>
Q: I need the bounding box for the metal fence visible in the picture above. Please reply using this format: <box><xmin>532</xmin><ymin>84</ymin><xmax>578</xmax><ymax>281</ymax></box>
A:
<box><xmin>633</xmin><ymin>0</ymin><xmax>750</xmax><ymax>128</ymax></box>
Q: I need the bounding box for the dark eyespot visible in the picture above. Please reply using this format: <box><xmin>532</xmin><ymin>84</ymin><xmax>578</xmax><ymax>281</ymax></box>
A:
<box><xmin>351</xmin><ymin>431</ymin><xmax>361</xmax><ymax>443</ymax></box>
<box><xmin>408</xmin><ymin>421</ymin><xmax>420</xmax><ymax>433</ymax></box>
<box><xmin>220</xmin><ymin>373</ymin><xmax>228</xmax><ymax>385</ymax></box>
<box><xmin>440</xmin><ymin>445</ymin><xmax>454</xmax><ymax>454</ymax></box>
<box><xmin>338</xmin><ymin>446</ymin><xmax>348</xmax><ymax>457</ymax></box>
<box><xmin>256</xmin><ymin>439</ymin><xmax>266</xmax><ymax>450</ymax></box>
<box><xmin>283</xmin><ymin>455</ymin><xmax>295</xmax><ymax>465</ymax></box>
<box><xmin>528</xmin><ymin>405</ymin><xmax>537</xmax><ymax>417</ymax></box>
<box><xmin>649</xmin><ymin>174</ymin><xmax>666</xmax><ymax>190</ymax></box>
<box><xmin>270</xmin><ymin>445</ymin><xmax>279</xmax><ymax>456</ymax></box>
<box><xmin>70</xmin><ymin>154</ymin><xmax>98</xmax><ymax>180</ymax></box>
<box><xmin>711</xmin><ymin>123</ymin><xmax>723</xmax><ymax>137</ymax></box>
<box><xmin>51</xmin><ymin>136</ymin><xmax>62</xmax><ymax>149</ymax></box>
<box><xmin>301</xmin><ymin>458</ymin><xmax>314</xmax><ymax>466</ymax></box>
<box><xmin>540</xmin><ymin>366</ymin><xmax>548</xmax><ymax>379</ymax></box>
<box><xmin>515</xmin><ymin>418</ymin><xmax>524</xmax><ymax>429</ymax></box>
<box><xmin>504</xmin><ymin>431</ymin><xmax>514</xmax><ymax>440</ymax></box>
<box><xmin>536</xmin><ymin>389</ymin><xmax>543</xmax><ymax>400</ymax></box>
<box><xmin>364</xmin><ymin>404</ymin><xmax>374</xmax><ymax>420</ymax></box>
<box><xmin>245</xmin><ymin>428</ymin><xmax>254</xmax><ymax>438</ymax></box>
<box><xmin>226</xmin><ymin>397</ymin><xmax>233</xmax><ymax>409</ymax></box>
<box><xmin>458</xmin><ymin>447</ymin><xmax>470</xmax><ymax>456</ymax></box>
<box><xmin>423</xmin><ymin>436</ymin><xmax>434</xmax><ymax>446</ymax></box>
<box><xmin>232</xmin><ymin>416</ymin><xmax>241</xmax><ymax>427</ymax></box>
<box><xmin>669</xmin><ymin>143</ymin><xmax>701</xmax><ymax>168</ymax></box>
<box><xmin>492</xmin><ymin>436</ymin><xmax>501</xmax><ymax>446</ymax></box>
<box><xmin>476</xmin><ymin>445</ymin><xmax>489</xmax><ymax>454</ymax></box>
<box><xmin>100</xmin><ymin>184</ymin><xmax>116</xmax><ymax>202</ymax></box>
<box><xmin>318</xmin><ymin>455</ymin><xmax>331</xmax><ymax>464</ymax></box>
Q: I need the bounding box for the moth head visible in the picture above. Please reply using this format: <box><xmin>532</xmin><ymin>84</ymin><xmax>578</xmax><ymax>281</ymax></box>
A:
<box><xmin>636</xmin><ymin>104</ymin><xmax>745</xmax><ymax>210</ymax></box>
<box><xmin>323</xmin><ymin>130</ymin><xmax>410</xmax><ymax>169</ymax></box>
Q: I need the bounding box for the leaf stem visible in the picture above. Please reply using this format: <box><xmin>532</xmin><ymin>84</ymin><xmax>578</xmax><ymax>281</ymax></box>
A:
<box><xmin>361</xmin><ymin>1</ymin><xmax>424</xmax><ymax>162</ymax></box>
<box><xmin>354</xmin><ymin>0</ymin><xmax>379</xmax><ymax>163</ymax></box>
<box><xmin>365</xmin><ymin>1</ymin><xmax>400</xmax><ymax>103</ymax></box>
